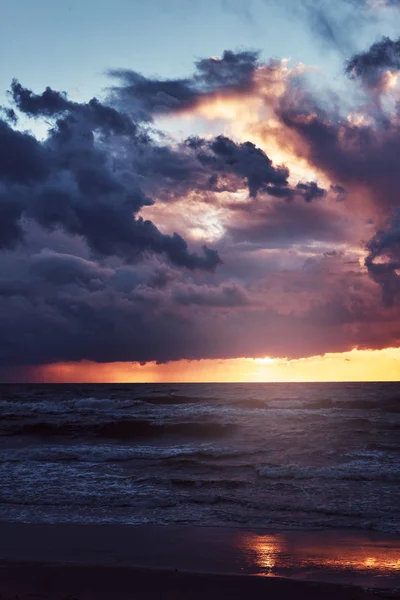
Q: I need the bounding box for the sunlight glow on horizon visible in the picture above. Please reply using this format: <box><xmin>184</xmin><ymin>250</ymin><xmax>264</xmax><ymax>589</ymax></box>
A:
<box><xmin>29</xmin><ymin>347</ymin><xmax>400</xmax><ymax>383</ymax></box>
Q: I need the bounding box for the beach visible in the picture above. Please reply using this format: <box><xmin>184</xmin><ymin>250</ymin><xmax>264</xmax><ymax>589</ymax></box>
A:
<box><xmin>0</xmin><ymin>523</ymin><xmax>399</xmax><ymax>599</ymax></box>
<box><xmin>0</xmin><ymin>562</ymin><xmax>387</xmax><ymax>600</ymax></box>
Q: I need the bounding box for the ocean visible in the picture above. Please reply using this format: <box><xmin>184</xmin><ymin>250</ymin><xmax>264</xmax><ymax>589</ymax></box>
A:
<box><xmin>0</xmin><ymin>382</ymin><xmax>399</xmax><ymax>532</ymax></box>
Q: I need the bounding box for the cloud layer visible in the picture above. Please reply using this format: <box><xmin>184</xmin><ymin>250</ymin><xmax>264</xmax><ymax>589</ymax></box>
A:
<box><xmin>0</xmin><ymin>37</ymin><xmax>399</xmax><ymax>373</ymax></box>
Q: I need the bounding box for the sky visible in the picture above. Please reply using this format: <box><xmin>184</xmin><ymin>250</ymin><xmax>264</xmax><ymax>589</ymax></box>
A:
<box><xmin>1</xmin><ymin>0</ymin><xmax>400</xmax><ymax>382</ymax></box>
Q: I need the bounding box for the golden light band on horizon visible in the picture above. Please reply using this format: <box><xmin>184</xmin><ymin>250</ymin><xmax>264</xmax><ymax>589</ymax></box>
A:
<box><xmin>33</xmin><ymin>347</ymin><xmax>400</xmax><ymax>383</ymax></box>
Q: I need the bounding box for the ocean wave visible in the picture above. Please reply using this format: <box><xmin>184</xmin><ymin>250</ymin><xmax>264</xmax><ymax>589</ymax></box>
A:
<box><xmin>94</xmin><ymin>420</ymin><xmax>236</xmax><ymax>439</ymax></box>
<box><xmin>256</xmin><ymin>462</ymin><xmax>400</xmax><ymax>482</ymax></box>
<box><xmin>5</xmin><ymin>419</ymin><xmax>237</xmax><ymax>440</ymax></box>
<box><xmin>10</xmin><ymin>422</ymin><xmax>77</xmax><ymax>437</ymax></box>
<box><xmin>170</xmin><ymin>477</ymin><xmax>245</xmax><ymax>489</ymax></box>
<box><xmin>299</xmin><ymin>399</ymin><xmax>400</xmax><ymax>413</ymax></box>
<box><xmin>0</xmin><ymin>442</ymin><xmax>260</xmax><ymax>465</ymax></box>
<box><xmin>0</xmin><ymin>382</ymin><xmax>399</xmax><ymax>533</ymax></box>
<box><xmin>2</xmin><ymin>394</ymin><xmax>397</xmax><ymax>428</ymax></box>
<box><xmin>140</xmin><ymin>395</ymin><xmax>217</xmax><ymax>405</ymax></box>
<box><xmin>130</xmin><ymin>475</ymin><xmax>247</xmax><ymax>490</ymax></box>
<box><xmin>72</xmin><ymin>397</ymin><xmax>137</xmax><ymax>410</ymax></box>
<box><xmin>367</xmin><ymin>442</ymin><xmax>400</xmax><ymax>453</ymax></box>
<box><xmin>0</xmin><ymin>398</ymin><xmax>269</xmax><ymax>427</ymax></box>
<box><xmin>141</xmin><ymin>395</ymin><xmax>269</xmax><ymax>410</ymax></box>
<box><xmin>229</xmin><ymin>398</ymin><xmax>268</xmax><ymax>409</ymax></box>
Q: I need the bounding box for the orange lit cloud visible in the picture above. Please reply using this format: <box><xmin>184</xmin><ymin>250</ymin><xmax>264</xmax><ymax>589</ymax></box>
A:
<box><xmin>160</xmin><ymin>58</ymin><xmax>325</xmax><ymax>185</ymax></box>
<box><xmin>149</xmin><ymin>57</ymin><xmax>380</xmax><ymax>255</ymax></box>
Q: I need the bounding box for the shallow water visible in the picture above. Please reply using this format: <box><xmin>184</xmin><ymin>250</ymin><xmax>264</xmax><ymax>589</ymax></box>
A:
<box><xmin>0</xmin><ymin>382</ymin><xmax>399</xmax><ymax>532</ymax></box>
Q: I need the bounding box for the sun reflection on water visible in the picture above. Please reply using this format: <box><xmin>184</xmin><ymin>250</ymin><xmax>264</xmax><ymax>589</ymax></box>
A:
<box><xmin>240</xmin><ymin>532</ymin><xmax>400</xmax><ymax>581</ymax></box>
<box><xmin>245</xmin><ymin>535</ymin><xmax>283</xmax><ymax>573</ymax></box>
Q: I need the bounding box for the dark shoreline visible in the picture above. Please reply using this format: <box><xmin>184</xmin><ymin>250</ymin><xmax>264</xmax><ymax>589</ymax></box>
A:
<box><xmin>0</xmin><ymin>523</ymin><xmax>399</xmax><ymax>598</ymax></box>
<box><xmin>0</xmin><ymin>562</ymin><xmax>393</xmax><ymax>600</ymax></box>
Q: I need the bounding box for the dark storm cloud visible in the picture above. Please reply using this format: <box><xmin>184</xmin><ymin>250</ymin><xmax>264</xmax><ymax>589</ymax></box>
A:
<box><xmin>278</xmin><ymin>83</ymin><xmax>400</xmax><ymax>210</ymax></box>
<box><xmin>0</xmin><ymin>118</ymin><xmax>48</xmax><ymax>183</ymax></box>
<box><xmin>346</xmin><ymin>36</ymin><xmax>400</xmax><ymax>89</ymax></box>
<box><xmin>187</xmin><ymin>135</ymin><xmax>289</xmax><ymax>198</ymax></box>
<box><xmin>276</xmin><ymin>50</ymin><xmax>400</xmax><ymax>301</ymax></box>
<box><xmin>0</xmin><ymin>105</ymin><xmax>17</xmax><ymax>124</ymax></box>
<box><xmin>296</xmin><ymin>181</ymin><xmax>326</xmax><ymax>203</ymax></box>
<box><xmin>108</xmin><ymin>50</ymin><xmax>260</xmax><ymax>118</ymax></box>
<box><xmin>0</xmin><ymin>247</ymin><xmax>253</xmax><ymax>366</ymax></box>
<box><xmin>1</xmin><ymin>244</ymin><xmax>396</xmax><ymax>369</ymax></box>
<box><xmin>131</xmin><ymin>134</ymin><xmax>331</xmax><ymax>203</ymax></box>
<box><xmin>10</xmin><ymin>80</ymin><xmax>72</xmax><ymax>116</ymax></box>
<box><xmin>0</xmin><ymin>72</ymin><xmax>337</xmax><ymax>287</ymax></box>
<box><xmin>365</xmin><ymin>211</ymin><xmax>400</xmax><ymax>304</ymax></box>
<box><xmin>195</xmin><ymin>50</ymin><xmax>259</xmax><ymax>88</ymax></box>
<box><xmin>0</xmin><ymin>44</ymin><xmax>399</xmax><ymax>374</ymax></box>
<box><xmin>10</xmin><ymin>79</ymin><xmax>136</xmax><ymax>135</ymax></box>
<box><xmin>118</xmin><ymin>132</ymin><xmax>296</xmax><ymax>202</ymax></box>
<box><xmin>0</xmin><ymin>194</ymin><xmax>24</xmax><ymax>249</ymax></box>
<box><xmin>0</xmin><ymin>84</ymin><xmax>220</xmax><ymax>270</ymax></box>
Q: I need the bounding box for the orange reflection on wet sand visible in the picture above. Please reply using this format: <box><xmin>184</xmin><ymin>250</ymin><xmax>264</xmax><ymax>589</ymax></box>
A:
<box><xmin>242</xmin><ymin>534</ymin><xmax>285</xmax><ymax>572</ymax></box>
<box><xmin>240</xmin><ymin>532</ymin><xmax>400</xmax><ymax>582</ymax></box>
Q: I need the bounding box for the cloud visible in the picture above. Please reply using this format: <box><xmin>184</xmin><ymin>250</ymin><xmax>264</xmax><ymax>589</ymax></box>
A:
<box><xmin>187</xmin><ymin>135</ymin><xmax>289</xmax><ymax>198</ymax></box>
<box><xmin>0</xmin><ymin>118</ymin><xmax>49</xmax><ymax>184</ymax></box>
<box><xmin>296</xmin><ymin>181</ymin><xmax>326</xmax><ymax>202</ymax></box>
<box><xmin>298</xmin><ymin>0</ymin><xmax>360</xmax><ymax>51</ymax></box>
<box><xmin>277</xmin><ymin>76</ymin><xmax>400</xmax><ymax>209</ymax></box>
<box><xmin>0</xmin><ymin>44</ymin><xmax>400</xmax><ymax>374</ymax></box>
<box><xmin>346</xmin><ymin>36</ymin><xmax>400</xmax><ymax>90</ymax></box>
<box><xmin>108</xmin><ymin>50</ymin><xmax>260</xmax><ymax>119</ymax></box>
<box><xmin>172</xmin><ymin>282</ymin><xmax>251</xmax><ymax>307</ymax></box>
<box><xmin>226</xmin><ymin>195</ymin><xmax>351</xmax><ymax>248</ymax></box>
<box><xmin>365</xmin><ymin>210</ymin><xmax>400</xmax><ymax>304</ymax></box>
<box><xmin>10</xmin><ymin>79</ymin><xmax>136</xmax><ymax>135</ymax></box>
<box><xmin>271</xmin><ymin>50</ymin><xmax>400</xmax><ymax>302</ymax></box>
<box><xmin>0</xmin><ymin>84</ymin><xmax>221</xmax><ymax>270</ymax></box>
<box><xmin>260</xmin><ymin>0</ymin><xmax>400</xmax><ymax>53</ymax></box>
<box><xmin>1</xmin><ymin>241</ymin><xmax>397</xmax><ymax>368</ymax></box>
<box><xmin>129</xmin><ymin>132</ymin><xmax>333</xmax><ymax>206</ymax></box>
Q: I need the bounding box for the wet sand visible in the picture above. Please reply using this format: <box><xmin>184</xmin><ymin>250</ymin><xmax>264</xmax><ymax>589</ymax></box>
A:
<box><xmin>0</xmin><ymin>563</ymin><xmax>391</xmax><ymax>600</ymax></box>
<box><xmin>0</xmin><ymin>523</ymin><xmax>399</xmax><ymax>599</ymax></box>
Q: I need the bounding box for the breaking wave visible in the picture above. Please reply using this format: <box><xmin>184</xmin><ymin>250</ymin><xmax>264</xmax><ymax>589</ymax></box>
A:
<box><xmin>1</xmin><ymin>381</ymin><xmax>399</xmax><ymax>532</ymax></box>
<box><xmin>256</xmin><ymin>462</ymin><xmax>400</xmax><ymax>482</ymax></box>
